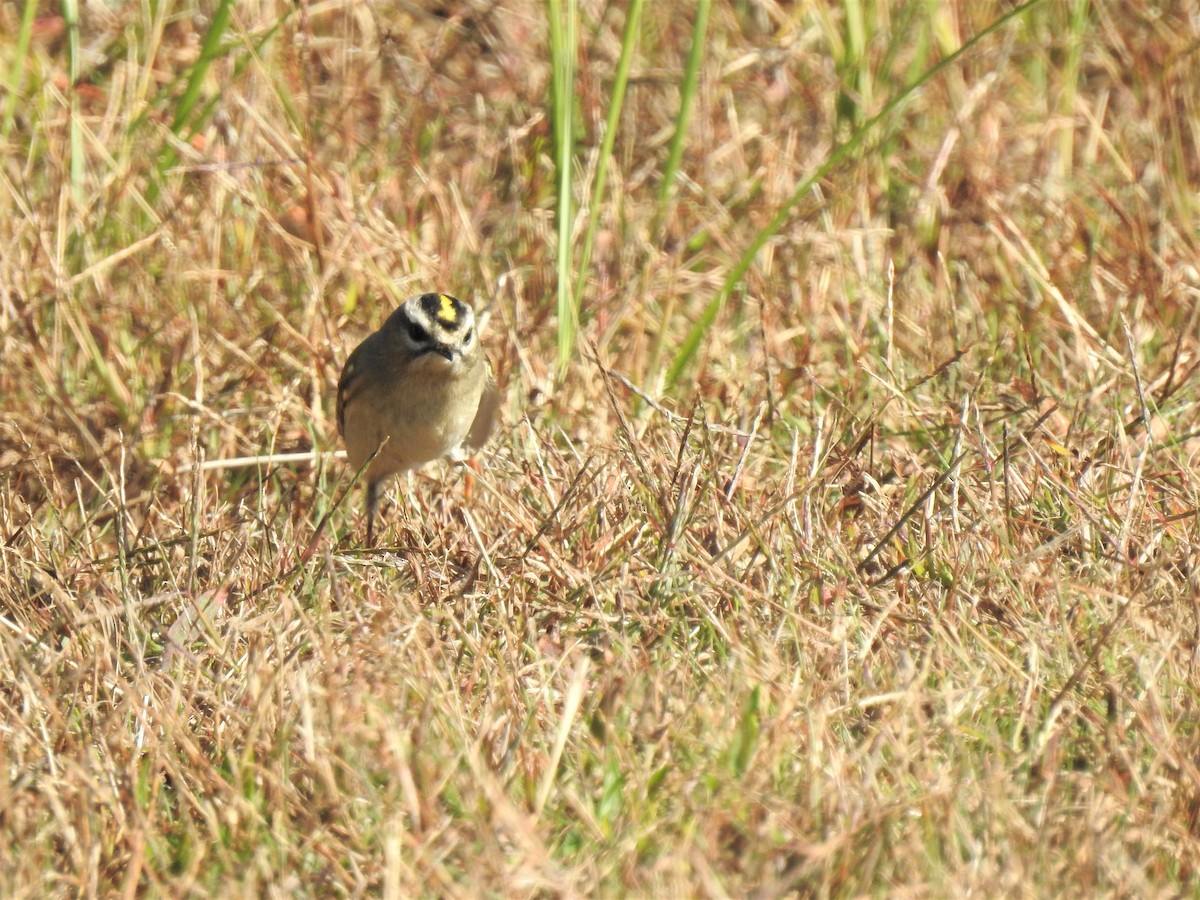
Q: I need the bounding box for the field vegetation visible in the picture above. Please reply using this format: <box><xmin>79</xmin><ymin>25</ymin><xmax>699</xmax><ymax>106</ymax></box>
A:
<box><xmin>2</xmin><ymin>0</ymin><xmax>1199</xmax><ymax>895</ymax></box>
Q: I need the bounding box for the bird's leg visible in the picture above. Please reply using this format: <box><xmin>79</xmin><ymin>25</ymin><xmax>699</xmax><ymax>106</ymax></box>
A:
<box><xmin>463</xmin><ymin>457</ymin><xmax>481</xmax><ymax>501</ymax></box>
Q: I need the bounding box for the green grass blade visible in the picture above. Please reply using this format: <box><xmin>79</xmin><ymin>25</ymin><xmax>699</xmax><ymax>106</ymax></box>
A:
<box><xmin>549</xmin><ymin>0</ymin><xmax>578</xmax><ymax>374</ymax></box>
<box><xmin>62</xmin><ymin>0</ymin><xmax>83</xmax><ymax>204</ymax></box>
<box><xmin>1055</xmin><ymin>0</ymin><xmax>1091</xmax><ymax>184</ymax></box>
<box><xmin>658</xmin><ymin>0</ymin><xmax>710</xmax><ymax>211</ymax></box>
<box><xmin>837</xmin><ymin>0</ymin><xmax>868</xmax><ymax>129</ymax></box>
<box><xmin>665</xmin><ymin>0</ymin><xmax>1049</xmax><ymax>388</ymax></box>
<box><xmin>728</xmin><ymin>685</ymin><xmax>761</xmax><ymax>778</ymax></box>
<box><xmin>172</xmin><ymin>0</ymin><xmax>235</xmax><ymax>136</ymax></box>
<box><xmin>574</xmin><ymin>0</ymin><xmax>644</xmax><ymax>303</ymax></box>
<box><xmin>147</xmin><ymin>0</ymin><xmax>235</xmax><ymax>202</ymax></box>
<box><xmin>1</xmin><ymin>0</ymin><xmax>38</xmax><ymax>140</ymax></box>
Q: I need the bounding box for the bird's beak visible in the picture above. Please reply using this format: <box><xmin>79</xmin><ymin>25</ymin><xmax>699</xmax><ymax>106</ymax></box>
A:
<box><xmin>432</xmin><ymin>344</ymin><xmax>457</xmax><ymax>362</ymax></box>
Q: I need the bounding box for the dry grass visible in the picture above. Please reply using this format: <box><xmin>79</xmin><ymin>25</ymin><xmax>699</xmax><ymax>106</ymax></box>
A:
<box><xmin>3</xmin><ymin>0</ymin><xmax>1200</xmax><ymax>895</ymax></box>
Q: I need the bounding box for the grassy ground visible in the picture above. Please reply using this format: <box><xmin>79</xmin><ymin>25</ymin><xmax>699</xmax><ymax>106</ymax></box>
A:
<box><xmin>2</xmin><ymin>0</ymin><xmax>1199</xmax><ymax>895</ymax></box>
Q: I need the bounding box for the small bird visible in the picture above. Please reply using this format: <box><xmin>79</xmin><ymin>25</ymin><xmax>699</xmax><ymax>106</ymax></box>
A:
<box><xmin>336</xmin><ymin>292</ymin><xmax>498</xmax><ymax>544</ymax></box>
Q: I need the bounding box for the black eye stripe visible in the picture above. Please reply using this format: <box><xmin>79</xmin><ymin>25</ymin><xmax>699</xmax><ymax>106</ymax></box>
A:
<box><xmin>393</xmin><ymin>294</ymin><xmax>474</xmax><ymax>349</ymax></box>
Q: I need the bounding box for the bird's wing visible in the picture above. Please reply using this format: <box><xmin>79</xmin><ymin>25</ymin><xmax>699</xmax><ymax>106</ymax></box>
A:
<box><xmin>335</xmin><ymin>345</ymin><xmax>365</xmax><ymax>439</ymax></box>
<box><xmin>466</xmin><ymin>374</ymin><xmax>500</xmax><ymax>451</ymax></box>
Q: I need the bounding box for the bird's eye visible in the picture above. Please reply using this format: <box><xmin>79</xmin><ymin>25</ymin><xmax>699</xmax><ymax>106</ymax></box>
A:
<box><xmin>463</xmin><ymin>327</ymin><xmax>474</xmax><ymax>344</ymax></box>
<box><xmin>407</xmin><ymin>321</ymin><xmax>429</xmax><ymax>343</ymax></box>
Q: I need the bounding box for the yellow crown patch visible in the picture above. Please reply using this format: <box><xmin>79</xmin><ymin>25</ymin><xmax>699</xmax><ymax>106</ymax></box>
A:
<box><xmin>437</xmin><ymin>293</ymin><xmax>459</xmax><ymax>325</ymax></box>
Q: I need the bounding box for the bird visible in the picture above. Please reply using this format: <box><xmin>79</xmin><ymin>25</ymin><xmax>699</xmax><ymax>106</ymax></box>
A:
<box><xmin>336</xmin><ymin>292</ymin><xmax>498</xmax><ymax>545</ymax></box>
